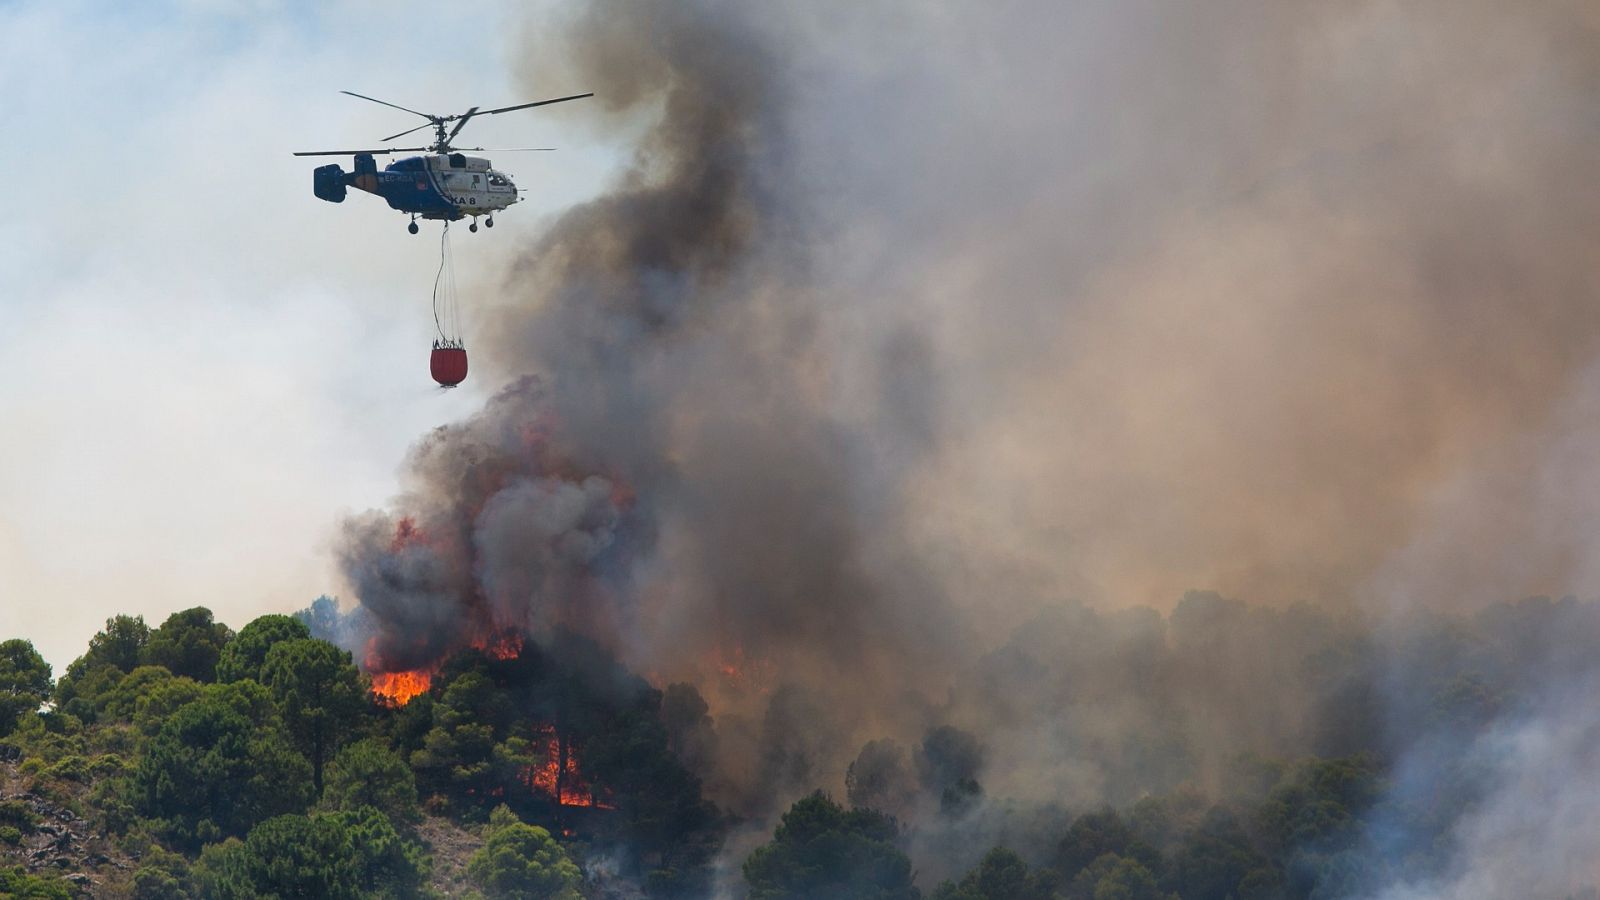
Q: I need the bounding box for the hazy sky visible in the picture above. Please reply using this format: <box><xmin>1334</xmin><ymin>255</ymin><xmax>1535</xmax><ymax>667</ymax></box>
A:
<box><xmin>0</xmin><ymin>0</ymin><xmax>618</xmax><ymax>670</ymax></box>
<box><xmin>9</xmin><ymin>0</ymin><xmax>1600</xmax><ymax>679</ymax></box>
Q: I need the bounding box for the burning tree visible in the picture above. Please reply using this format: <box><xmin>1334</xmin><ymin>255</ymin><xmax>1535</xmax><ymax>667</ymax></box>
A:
<box><xmin>371</xmin><ymin>631</ymin><xmax>720</xmax><ymax>885</ymax></box>
<box><xmin>524</xmin><ymin>722</ymin><xmax>613</xmax><ymax>809</ymax></box>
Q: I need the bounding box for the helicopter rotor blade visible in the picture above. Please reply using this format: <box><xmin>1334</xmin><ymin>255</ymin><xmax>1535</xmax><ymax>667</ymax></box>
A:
<box><xmin>382</xmin><ymin>121</ymin><xmax>434</xmax><ymax>142</ymax></box>
<box><xmin>292</xmin><ymin>147</ymin><xmax>430</xmax><ymax>157</ymax></box>
<box><xmin>446</xmin><ymin>106</ymin><xmax>480</xmax><ymax>143</ymax></box>
<box><xmin>340</xmin><ymin>90</ymin><xmax>435</xmax><ymax>120</ymax></box>
<box><xmin>477</xmin><ymin>92</ymin><xmax>594</xmax><ymax>116</ymax></box>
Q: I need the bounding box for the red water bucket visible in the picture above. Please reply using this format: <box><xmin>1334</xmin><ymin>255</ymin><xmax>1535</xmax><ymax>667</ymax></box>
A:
<box><xmin>430</xmin><ymin>343</ymin><xmax>468</xmax><ymax>387</ymax></box>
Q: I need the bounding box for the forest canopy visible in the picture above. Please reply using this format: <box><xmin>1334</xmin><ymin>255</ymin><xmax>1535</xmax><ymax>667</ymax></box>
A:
<box><xmin>0</xmin><ymin>593</ymin><xmax>1596</xmax><ymax>898</ymax></box>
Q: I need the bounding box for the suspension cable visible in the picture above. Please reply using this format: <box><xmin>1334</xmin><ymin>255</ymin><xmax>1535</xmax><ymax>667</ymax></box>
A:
<box><xmin>432</xmin><ymin>222</ymin><xmax>453</xmax><ymax>344</ymax></box>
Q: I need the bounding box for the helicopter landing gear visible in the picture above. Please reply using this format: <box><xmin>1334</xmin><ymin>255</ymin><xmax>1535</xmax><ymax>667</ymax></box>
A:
<box><xmin>408</xmin><ymin>217</ymin><xmax>419</xmax><ymax>235</ymax></box>
<box><xmin>484</xmin><ymin>216</ymin><xmax>494</xmax><ymax>228</ymax></box>
<box><xmin>469</xmin><ymin>220</ymin><xmax>479</xmax><ymax>233</ymax></box>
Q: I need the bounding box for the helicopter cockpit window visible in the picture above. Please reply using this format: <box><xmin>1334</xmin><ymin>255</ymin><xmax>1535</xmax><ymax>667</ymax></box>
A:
<box><xmin>488</xmin><ymin>172</ymin><xmax>509</xmax><ymax>187</ymax></box>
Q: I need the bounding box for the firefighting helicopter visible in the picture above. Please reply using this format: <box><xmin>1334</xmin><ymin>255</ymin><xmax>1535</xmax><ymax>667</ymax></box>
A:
<box><xmin>293</xmin><ymin>90</ymin><xmax>593</xmax><ymax>233</ymax></box>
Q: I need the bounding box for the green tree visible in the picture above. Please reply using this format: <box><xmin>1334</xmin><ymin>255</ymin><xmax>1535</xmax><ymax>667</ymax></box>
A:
<box><xmin>51</xmin><ymin>662</ymin><xmax>124</xmax><ymax>723</ymax></box>
<box><xmin>1256</xmin><ymin>755</ymin><xmax>1382</xmax><ymax>855</ymax></box>
<box><xmin>1057</xmin><ymin>808</ymin><xmax>1161</xmax><ymax>883</ymax></box>
<box><xmin>321</xmin><ymin>738</ymin><xmax>420</xmax><ymax>824</ymax></box>
<box><xmin>409</xmin><ymin>672</ymin><xmax>504</xmax><ymax>806</ymax></box>
<box><xmin>1172</xmin><ymin>809</ymin><xmax>1271</xmax><ymax>900</ymax></box>
<box><xmin>467</xmin><ymin>804</ymin><xmax>582</xmax><ymax>900</ymax></box>
<box><xmin>847</xmin><ymin>740</ymin><xmax>917</xmax><ymax>816</ymax></box>
<box><xmin>0</xmin><ymin>639</ymin><xmax>52</xmax><ymax>738</ymax></box>
<box><xmin>1127</xmin><ymin>787</ymin><xmax>1210</xmax><ymax>855</ymax></box>
<box><xmin>582</xmin><ymin>693</ymin><xmax>719</xmax><ymax>877</ymax></box>
<box><xmin>130</xmin><ymin>672</ymin><xmax>205</xmax><ymax>736</ymax></box>
<box><xmin>144</xmin><ymin>607</ymin><xmax>233</xmax><ymax>682</ymax></box>
<box><xmin>102</xmin><ymin>665</ymin><xmax>182</xmax><ymax>723</ymax></box>
<box><xmin>932</xmin><ymin>847</ymin><xmax>1055</xmax><ymax>900</ymax></box>
<box><xmin>83</xmin><ymin>614</ymin><xmax>151</xmax><ymax>673</ymax></box>
<box><xmin>661</xmin><ymin>681</ymin><xmax>718</xmax><ymax>773</ymax></box>
<box><xmin>131</xmin><ymin>689</ymin><xmax>313</xmax><ymax>849</ymax></box>
<box><xmin>1066</xmin><ymin>854</ymin><xmax>1172</xmax><ymax>900</ymax></box>
<box><xmin>216</xmin><ymin>615</ymin><xmax>310</xmax><ymax>684</ymax></box>
<box><xmin>193</xmin><ymin>816</ymin><xmax>361</xmax><ymax>900</ymax></box>
<box><xmin>744</xmin><ymin>791</ymin><xmax>919</xmax><ymax>900</ymax></box>
<box><xmin>333</xmin><ymin>805</ymin><xmax>432</xmax><ymax>899</ymax></box>
<box><xmin>128</xmin><ymin>845</ymin><xmax>192</xmax><ymax>900</ymax></box>
<box><xmin>191</xmin><ymin>808</ymin><xmax>427</xmax><ymax>900</ymax></box>
<box><xmin>916</xmin><ymin>726</ymin><xmax>985</xmax><ymax>816</ymax></box>
<box><xmin>54</xmin><ymin>615</ymin><xmax>151</xmax><ymax>720</ymax></box>
<box><xmin>0</xmin><ymin>865</ymin><xmax>72</xmax><ymax>899</ymax></box>
<box><xmin>293</xmin><ymin>595</ymin><xmax>345</xmax><ymax>643</ymax></box>
<box><xmin>260</xmin><ymin>638</ymin><xmax>365</xmax><ymax>795</ymax></box>
<box><xmin>1254</xmin><ymin>755</ymin><xmax>1383</xmax><ymax>898</ymax></box>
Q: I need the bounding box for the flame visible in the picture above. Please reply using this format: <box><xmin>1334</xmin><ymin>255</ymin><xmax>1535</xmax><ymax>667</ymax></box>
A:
<box><xmin>389</xmin><ymin>516</ymin><xmax>427</xmax><ymax>552</ymax></box>
<box><xmin>522</xmin><ymin>723</ymin><xmax>615</xmax><ymax>808</ymax></box>
<box><xmin>713</xmin><ymin>644</ymin><xmax>774</xmax><ymax>693</ymax></box>
<box><xmin>474</xmin><ymin>631</ymin><xmax>524</xmax><ymax>661</ymax></box>
<box><xmin>362</xmin><ymin>467</ymin><xmax>636</xmax><ymax>695</ymax></box>
<box><xmin>366</xmin><ymin>627</ymin><xmax>528</xmax><ymax>706</ymax></box>
<box><xmin>371</xmin><ymin>668</ymin><xmax>435</xmax><ymax>706</ymax></box>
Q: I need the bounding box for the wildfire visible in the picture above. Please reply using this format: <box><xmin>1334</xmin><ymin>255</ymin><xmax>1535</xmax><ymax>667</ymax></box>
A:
<box><xmin>366</xmin><ymin>627</ymin><xmax>529</xmax><ymax>706</ymax></box>
<box><xmin>371</xmin><ymin>667</ymin><xmax>436</xmax><ymax>706</ymax></box>
<box><xmin>475</xmin><ymin>631</ymin><xmax>524</xmax><ymax>661</ymax></box>
<box><xmin>389</xmin><ymin>515</ymin><xmax>427</xmax><ymax>552</ymax></box>
<box><xmin>714</xmin><ymin>644</ymin><xmax>774</xmax><ymax>693</ymax></box>
<box><xmin>523</xmin><ymin>723</ymin><xmax>614</xmax><ymax>808</ymax></box>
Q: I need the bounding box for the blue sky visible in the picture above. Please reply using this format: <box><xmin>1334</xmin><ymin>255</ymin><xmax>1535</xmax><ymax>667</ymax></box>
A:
<box><xmin>0</xmin><ymin>0</ymin><xmax>618</xmax><ymax>669</ymax></box>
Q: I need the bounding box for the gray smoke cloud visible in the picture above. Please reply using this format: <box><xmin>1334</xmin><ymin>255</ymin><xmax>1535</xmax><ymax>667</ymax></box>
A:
<box><xmin>333</xmin><ymin>0</ymin><xmax>1600</xmax><ymax>895</ymax></box>
<box><xmin>336</xmin><ymin>378</ymin><xmax>638</xmax><ymax>670</ymax></box>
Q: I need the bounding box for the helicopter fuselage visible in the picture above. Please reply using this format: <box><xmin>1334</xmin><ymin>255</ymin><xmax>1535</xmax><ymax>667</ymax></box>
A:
<box><xmin>313</xmin><ymin>152</ymin><xmax>519</xmax><ymax>222</ymax></box>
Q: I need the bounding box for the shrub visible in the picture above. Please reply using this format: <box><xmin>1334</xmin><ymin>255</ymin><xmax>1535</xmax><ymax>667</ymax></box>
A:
<box><xmin>44</xmin><ymin>754</ymin><xmax>89</xmax><ymax>782</ymax></box>
<box><xmin>0</xmin><ymin>799</ymin><xmax>36</xmax><ymax>831</ymax></box>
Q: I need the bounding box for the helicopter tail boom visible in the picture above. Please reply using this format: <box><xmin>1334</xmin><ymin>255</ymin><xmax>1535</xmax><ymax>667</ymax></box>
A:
<box><xmin>313</xmin><ymin>154</ymin><xmax>384</xmax><ymax>204</ymax></box>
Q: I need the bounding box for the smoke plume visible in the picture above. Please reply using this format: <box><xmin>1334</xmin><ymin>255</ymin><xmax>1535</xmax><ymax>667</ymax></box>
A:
<box><xmin>334</xmin><ymin>0</ymin><xmax>1600</xmax><ymax>895</ymax></box>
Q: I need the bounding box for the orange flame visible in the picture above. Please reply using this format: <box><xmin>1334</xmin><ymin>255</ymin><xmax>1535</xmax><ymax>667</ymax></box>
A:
<box><xmin>371</xmin><ymin>668</ymin><xmax>435</xmax><ymax>706</ymax></box>
<box><xmin>366</xmin><ymin>629</ymin><xmax>528</xmax><ymax>706</ymax></box>
<box><xmin>390</xmin><ymin>516</ymin><xmax>427</xmax><ymax>552</ymax></box>
<box><xmin>474</xmin><ymin>631</ymin><xmax>524</xmax><ymax>661</ymax></box>
<box><xmin>522</xmin><ymin>723</ymin><xmax>615</xmax><ymax>808</ymax></box>
<box><xmin>713</xmin><ymin>644</ymin><xmax>774</xmax><ymax>693</ymax></box>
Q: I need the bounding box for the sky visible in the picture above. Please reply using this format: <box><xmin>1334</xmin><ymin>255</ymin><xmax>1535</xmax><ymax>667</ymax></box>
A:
<box><xmin>6</xmin><ymin>0</ymin><xmax>1600</xmax><ymax>678</ymax></box>
<box><xmin>0</xmin><ymin>0</ymin><xmax>619</xmax><ymax>671</ymax></box>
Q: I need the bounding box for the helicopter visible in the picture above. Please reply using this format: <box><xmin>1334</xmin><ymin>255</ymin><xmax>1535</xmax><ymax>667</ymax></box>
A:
<box><xmin>294</xmin><ymin>90</ymin><xmax>592</xmax><ymax>233</ymax></box>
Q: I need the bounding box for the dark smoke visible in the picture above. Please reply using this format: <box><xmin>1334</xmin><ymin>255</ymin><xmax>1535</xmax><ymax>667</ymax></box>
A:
<box><xmin>337</xmin><ymin>379</ymin><xmax>637</xmax><ymax>671</ymax></box>
<box><xmin>333</xmin><ymin>0</ymin><xmax>1600</xmax><ymax>895</ymax></box>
